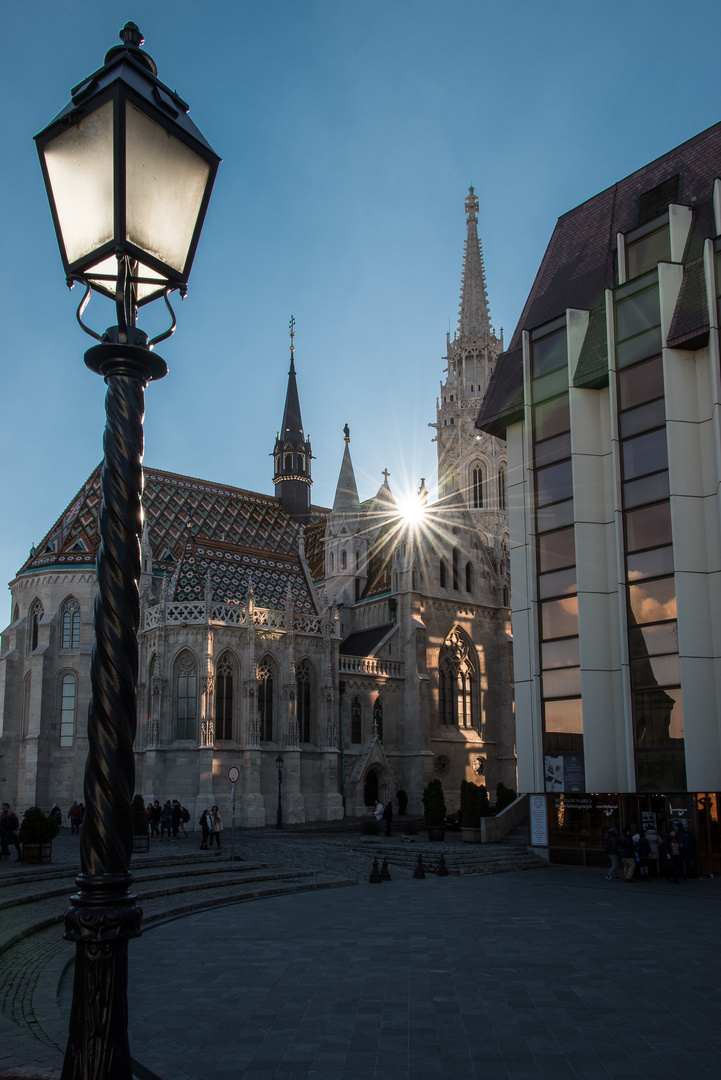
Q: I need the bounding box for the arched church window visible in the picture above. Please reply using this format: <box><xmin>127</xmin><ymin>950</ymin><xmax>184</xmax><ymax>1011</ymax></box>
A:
<box><xmin>498</xmin><ymin>466</ymin><xmax>507</xmax><ymax>511</ymax></box>
<box><xmin>274</xmin><ymin>454</ymin><xmax>280</xmax><ymax>476</ymax></box>
<box><xmin>257</xmin><ymin>659</ymin><xmax>274</xmax><ymax>741</ymax></box>
<box><xmin>13</xmin><ymin>604</ymin><xmax>19</xmax><ymax>624</ymax></box>
<box><xmin>373</xmin><ymin>696</ymin><xmax>384</xmax><ymax>744</ymax></box>
<box><xmin>215</xmin><ymin>654</ymin><xmax>234</xmax><ymax>741</ymax></box>
<box><xmin>503</xmin><ymin>586</ymin><xmax>510</xmax><ymax>607</ymax></box>
<box><xmin>440</xmin><ymin>558</ymin><xmax>448</xmax><ymax>589</ymax></box>
<box><xmin>175</xmin><ymin>653</ymin><xmax>197</xmax><ymax>740</ymax></box>
<box><xmin>329</xmin><ymin>551</ymin><xmax>334</xmax><ymax>574</ymax></box>
<box><xmin>298</xmin><ymin>454</ymin><xmax>305</xmax><ymax>473</ymax></box>
<box><xmin>438</xmin><ymin>628</ymin><xmax>477</xmax><ymax>729</ymax></box>
<box><xmin>284</xmin><ymin>454</ymin><xmax>292</xmax><ymax>471</ymax></box>
<box><xmin>341</xmin><ymin>550</ymin><xmax>347</xmax><ymax>570</ymax></box>
<box><xmin>29</xmin><ymin>600</ymin><xmax>43</xmax><ymax>653</ymax></box>
<box><xmin>351</xmin><ymin>697</ymin><xmax>362</xmax><ymax>743</ymax></box>
<box><xmin>465</xmin><ymin>562</ymin><xmax>473</xmax><ymax>594</ymax></box>
<box><xmin>355</xmin><ymin>551</ymin><xmax>360</xmax><ymax>571</ymax></box>
<box><xmin>450</xmin><ymin>417</ymin><xmax>454</xmax><ymax>425</ymax></box>
<box><xmin>297</xmin><ymin>660</ymin><xmax>312</xmax><ymax>742</ymax></box>
<box><xmin>61</xmin><ymin>598</ymin><xmax>81</xmax><ymax>650</ymax></box>
<box><xmin>472</xmin><ymin>466</ymin><xmax>484</xmax><ymax>509</ymax></box>
<box><xmin>452</xmin><ymin>548</ymin><xmax>460</xmax><ymax>591</ymax></box>
<box><xmin>59</xmin><ymin>672</ymin><xmax>77</xmax><ymax>747</ymax></box>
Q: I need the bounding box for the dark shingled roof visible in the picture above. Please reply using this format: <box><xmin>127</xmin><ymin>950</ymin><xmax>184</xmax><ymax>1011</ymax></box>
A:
<box><xmin>339</xmin><ymin>623</ymin><xmax>394</xmax><ymax>657</ymax></box>
<box><xmin>478</xmin><ymin>120</ymin><xmax>721</xmax><ymax>437</ymax></box>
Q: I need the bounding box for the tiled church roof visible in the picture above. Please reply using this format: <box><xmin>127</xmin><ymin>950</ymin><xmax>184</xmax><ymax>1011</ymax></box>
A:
<box><xmin>18</xmin><ymin>465</ymin><xmax>329</xmax><ymax>614</ymax></box>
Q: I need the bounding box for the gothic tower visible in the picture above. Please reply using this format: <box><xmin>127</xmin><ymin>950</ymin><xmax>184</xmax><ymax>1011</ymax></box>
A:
<box><xmin>432</xmin><ymin>187</ymin><xmax>508</xmax><ymax>550</ymax></box>
<box><xmin>273</xmin><ymin>320</ymin><xmax>313</xmax><ymax>524</ymax></box>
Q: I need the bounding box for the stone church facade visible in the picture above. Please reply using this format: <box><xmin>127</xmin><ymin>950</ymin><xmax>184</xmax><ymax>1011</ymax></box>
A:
<box><xmin>0</xmin><ymin>192</ymin><xmax>514</xmax><ymax>825</ymax></box>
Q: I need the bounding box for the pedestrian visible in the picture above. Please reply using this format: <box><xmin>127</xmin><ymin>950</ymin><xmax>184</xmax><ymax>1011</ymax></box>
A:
<box><xmin>208</xmin><ymin>805</ymin><xmax>223</xmax><ymax>849</ymax></box>
<box><xmin>145</xmin><ymin>800</ymin><xmax>154</xmax><ymax>833</ymax></box>
<box><xmin>382</xmin><ymin>800</ymin><xmax>393</xmax><ymax>837</ymax></box>
<box><xmin>662</xmin><ymin>828</ymin><xmax>681</xmax><ymax>883</ymax></box>
<box><xmin>677</xmin><ymin>824</ymin><xmax>693</xmax><ymax>879</ymax></box>
<box><xmin>179</xmin><ymin>804</ymin><xmax>190</xmax><ymax>837</ymax></box>
<box><xmin>635</xmin><ymin>829</ymin><xmax>650</xmax><ymax>881</ymax></box>
<box><xmin>199</xmin><ymin>808</ymin><xmax>212</xmax><ymax>850</ymax></box>
<box><xmin>0</xmin><ymin>803</ymin><xmax>22</xmax><ymax>861</ymax></box>
<box><xmin>603</xmin><ymin>826</ymin><xmax>620</xmax><ymax>881</ymax></box>
<box><xmin>171</xmin><ymin>799</ymin><xmax>182</xmax><ymax>840</ymax></box>
<box><xmin>397</xmin><ymin>788</ymin><xmax>408</xmax><ymax>816</ymax></box>
<box><xmin>620</xmin><ymin>827</ymin><xmax>636</xmax><ymax>882</ymax></box>
<box><xmin>159</xmin><ymin>800</ymin><xmax>173</xmax><ymax>840</ymax></box>
<box><xmin>69</xmin><ymin>800</ymin><xmax>82</xmax><ymax>835</ymax></box>
<box><xmin>645</xmin><ymin>824</ymin><xmax>661</xmax><ymax>879</ymax></box>
<box><xmin>150</xmin><ymin>799</ymin><xmax>162</xmax><ymax>837</ymax></box>
<box><xmin>50</xmin><ymin>804</ymin><xmax>63</xmax><ymax>829</ymax></box>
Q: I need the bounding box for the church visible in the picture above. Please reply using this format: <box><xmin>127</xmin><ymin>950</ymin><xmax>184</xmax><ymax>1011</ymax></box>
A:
<box><xmin>0</xmin><ymin>190</ymin><xmax>515</xmax><ymax>826</ymax></box>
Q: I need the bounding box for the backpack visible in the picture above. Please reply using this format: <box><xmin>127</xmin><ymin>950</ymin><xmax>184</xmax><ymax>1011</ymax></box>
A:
<box><xmin>181</xmin><ymin>806</ymin><xmax>190</xmax><ymax>823</ymax></box>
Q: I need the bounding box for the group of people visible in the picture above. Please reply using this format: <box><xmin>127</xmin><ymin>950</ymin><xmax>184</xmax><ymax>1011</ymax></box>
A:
<box><xmin>145</xmin><ymin>799</ymin><xmax>192</xmax><ymax>840</ymax></box>
<box><xmin>604</xmin><ymin>824</ymin><xmax>694</xmax><ymax>883</ymax></box>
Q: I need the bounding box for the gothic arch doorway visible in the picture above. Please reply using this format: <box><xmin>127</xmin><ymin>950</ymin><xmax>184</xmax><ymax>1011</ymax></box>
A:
<box><xmin>364</xmin><ymin>769</ymin><xmax>379</xmax><ymax>807</ymax></box>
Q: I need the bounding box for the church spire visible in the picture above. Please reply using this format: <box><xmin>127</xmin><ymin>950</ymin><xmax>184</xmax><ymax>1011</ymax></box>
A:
<box><xmin>273</xmin><ymin>317</ymin><xmax>313</xmax><ymax>524</ymax></box>
<box><xmin>458</xmin><ymin>186</ymin><xmax>491</xmax><ymax>339</ymax></box>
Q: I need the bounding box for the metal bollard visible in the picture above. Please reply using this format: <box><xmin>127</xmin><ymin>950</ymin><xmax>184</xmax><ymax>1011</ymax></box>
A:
<box><xmin>381</xmin><ymin>857</ymin><xmax>391</xmax><ymax>881</ymax></box>
<box><xmin>369</xmin><ymin>857</ymin><xmax>383</xmax><ymax>883</ymax></box>
<box><xmin>413</xmin><ymin>854</ymin><xmax>426</xmax><ymax>879</ymax></box>
<box><xmin>436</xmin><ymin>855</ymin><xmax>449</xmax><ymax>877</ymax></box>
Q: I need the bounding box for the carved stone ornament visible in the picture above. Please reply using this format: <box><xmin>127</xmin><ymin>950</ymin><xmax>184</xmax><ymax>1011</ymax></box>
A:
<box><xmin>434</xmin><ymin>754</ymin><xmax>451</xmax><ymax>777</ymax></box>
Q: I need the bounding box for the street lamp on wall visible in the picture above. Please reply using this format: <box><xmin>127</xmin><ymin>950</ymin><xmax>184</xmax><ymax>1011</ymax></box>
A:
<box><xmin>34</xmin><ymin>23</ymin><xmax>220</xmax><ymax>1080</ymax></box>
<box><xmin>276</xmin><ymin>754</ymin><xmax>284</xmax><ymax>830</ymax></box>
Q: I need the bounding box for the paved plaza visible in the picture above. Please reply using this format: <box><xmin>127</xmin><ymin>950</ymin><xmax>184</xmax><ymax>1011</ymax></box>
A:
<box><xmin>2</xmin><ymin>835</ymin><xmax>721</xmax><ymax>1080</ymax></box>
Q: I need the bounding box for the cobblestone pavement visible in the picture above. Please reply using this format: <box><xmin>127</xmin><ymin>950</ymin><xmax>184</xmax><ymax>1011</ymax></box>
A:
<box><xmin>3</xmin><ymin>831</ymin><xmax>721</xmax><ymax>1080</ymax></box>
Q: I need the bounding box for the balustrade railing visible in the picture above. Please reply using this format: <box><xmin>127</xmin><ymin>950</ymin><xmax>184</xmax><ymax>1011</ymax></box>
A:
<box><xmin>143</xmin><ymin>601</ymin><xmax>325</xmax><ymax>636</ymax></box>
<box><xmin>339</xmin><ymin>655</ymin><xmax>403</xmax><ymax>677</ymax></box>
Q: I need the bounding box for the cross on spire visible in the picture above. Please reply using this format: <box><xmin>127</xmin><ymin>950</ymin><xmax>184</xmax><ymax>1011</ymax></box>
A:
<box><xmin>382</xmin><ymin>468</ymin><xmax>390</xmax><ymax>484</ymax></box>
<box><xmin>289</xmin><ymin>314</ymin><xmax>296</xmax><ymax>354</ymax></box>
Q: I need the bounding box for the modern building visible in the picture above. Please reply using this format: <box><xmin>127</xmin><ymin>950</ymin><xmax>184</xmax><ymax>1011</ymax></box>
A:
<box><xmin>0</xmin><ymin>192</ymin><xmax>514</xmax><ymax>826</ymax></box>
<box><xmin>477</xmin><ymin>121</ymin><xmax>721</xmax><ymax>871</ymax></box>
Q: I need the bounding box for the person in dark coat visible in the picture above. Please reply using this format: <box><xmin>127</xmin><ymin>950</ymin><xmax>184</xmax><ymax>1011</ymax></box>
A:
<box><xmin>662</xmin><ymin>829</ymin><xmax>681</xmax><ymax>883</ymax></box>
<box><xmin>171</xmin><ymin>799</ymin><xmax>182</xmax><ymax>840</ymax></box>
<box><xmin>604</xmin><ymin>826</ymin><xmax>620</xmax><ymax>881</ymax></box>
<box><xmin>150</xmin><ymin>799</ymin><xmax>162</xmax><ymax>837</ymax></box>
<box><xmin>1</xmin><ymin>803</ymin><xmax>21</xmax><ymax>861</ymax></box>
<box><xmin>620</xmin><ymin>827</ymin><xmax>636</xmax><ymax>882</ymax></box>
<box><xmin>382</xmin><ymin>801</ymin><xmax>393</xmax><ymax>837</ymax></box>
<box><xmin>396</xmin><ymin>789</ymin><xmax>408</xmax><ymax>816</ymax></box>
<box><xmin>635</xmin><ymin>830</ymin><xmax>650</xmax><ymax>881</ymax></box>
<box><xmin>159</xmin><ymin>800</ymin><xmax>173</xmax><ymax>840</ymax></box>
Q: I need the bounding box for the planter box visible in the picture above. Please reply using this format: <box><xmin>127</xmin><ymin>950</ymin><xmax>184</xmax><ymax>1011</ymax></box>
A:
<box><xmin>132</xmin><ymin>834</ymin><xmax>150</xmax><ymax>854</ymax></box>
<box><xmin>461</xmin><ymin>827</ymin><xmax>482</xmax><ymax>843</ymax></box>
<box><xmin>427</xmin><ymin>826</ymin><xmax>445</xmax><ymax>842</ymax></box>
<box><xmin>22</xmin><ymin>842</ymin><xmax>52</xmax><ymax>864</ymax></box>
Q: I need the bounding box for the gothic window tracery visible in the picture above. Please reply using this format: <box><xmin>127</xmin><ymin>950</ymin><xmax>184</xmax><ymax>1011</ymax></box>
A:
<box><xmin>59</xmin><ymin>672</ymin><xmax>77</xmax><ymax>747</ymax></box>
<box><xmin>297</xmin><ymin>660</ymin><xmax>313</xmax><ymax>743</ymax></box>
<box><xmin>257</xmin><ymin>658</ymin><xmax>275</xmax><ymax>741</ymax></box>
<box><xmin>373</xmin><ymin>696</ymin><xmax>384</xmax><ymax>743</ymax></box>
<box><xmin>440</xmin><ymin>558</ymin><xmax>448</xmax><ymax>589</ymax></box>
<box><xmin>215</xmin><ymin>653</ymin><xmax>234</xmax><ymax>741</ymax></box>
<box><xmin>465</xmin><ymin>562</ymin><xmax>474</xmax><ymax>594</ymax></box>
<box><xmin>60</xmin><ymin>598</ymin><xmax>81</xmax><ymax>650</ymax></box>
<box><xmin>351</xmin><ymin>696</ymin><xmax>362</xmax><ymax>743</ymax></box>
<box><xmin>472</xmin><ymin>465</ymin><xmax>484</xmax><ymax>509</ymax></box>
<box><xmin>29</xmin><ymin>600</ymin><xmax>43</xmax><ymax>653</ymax></box>
<box><xmin>341</xmin><ymin>550</ymin><xmax>347</xmax><ymax>570</ymax></box>
<box><xmin>452</xmin><ymin>547</ymin><xmax>460</xmax><ymax>591</ymax></box>
<box><xmin>175</xmin><ymin>652</ymin><xmax>197</xmax><ymax>740</ymax></box>
<box><xmin>498</xmin><ymin>465</ymin><xmax>507</xmax><ymax>510</ymax></box>
<box><xmin>438</xmin><ymin>628</ymin><xmax>477</xmax><ymax>729</ymax></box>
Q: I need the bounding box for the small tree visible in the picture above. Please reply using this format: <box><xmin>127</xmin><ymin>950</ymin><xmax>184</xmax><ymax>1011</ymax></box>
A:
<box><xmin>18</xmin><ymin>806</ymin><xmax>59</xmax><ymax>844</ymax></box>
<box><xmin>131</xmin><ymin>794</ymin><xmax>149</xmax><ymax>836</ymax></box>
<box><xmin>422</xmin><ymin>778</ymin><xmax>446</xmax><ymax>828</ymax></box>
<box><xmin>460</xmin><ymin>780</ymin><xmax>490</xmax><ymax>828</ymax></box>
<box><xmin>496</xmin><ymin>781</ymin><xmax>517</xmax><ymax>814</ymax></box>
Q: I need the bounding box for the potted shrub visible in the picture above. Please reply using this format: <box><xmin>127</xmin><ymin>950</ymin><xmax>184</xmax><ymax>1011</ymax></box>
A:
<box><xmin>495</xmin><ymin>781</ymin><xmax>517</xmax><ymax>814</ymax></box>
<box><xmin>19</xmin><ymin>806</ymin><xmax>58</xmax><ymax>864</ymax></box>
<box><xmin>422</xmin><ymin>778</ymin><xmax>446</xmax><ymax>841</ymax></box>
<box><xmin>460</xmin><ymin>780</ymin><xmax>488</xmax><ymax>842</ymax></box>
<box><xmin>131</xmin><ymin>794</ymin><xmax>150</xmax><ymax>854</ymax></box>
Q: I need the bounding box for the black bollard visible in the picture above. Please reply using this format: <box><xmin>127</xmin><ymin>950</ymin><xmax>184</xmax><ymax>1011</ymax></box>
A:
<box><xmin>381</xmin><ymin>857</ymin><xmax>391</xmax><ymax>881</ymax></box>
<box><xmin>369</xmin><ymin>857</ymin><xmax>383</xmax><ymax>883</ymax></box>
<box><xmin>436</xmin><ymin>855</ymin><xmax>449</xmax><ymax>877</ymax></box>
<box><xmin>413</xmin><ymin>854</ymin><xmax>426</xmax><ymax>879</ymax></box>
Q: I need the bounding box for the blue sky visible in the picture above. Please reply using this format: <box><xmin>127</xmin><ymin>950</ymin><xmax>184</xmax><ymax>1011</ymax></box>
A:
<box><xmin>2</xmin><ymin>0</ymin><xmax>720</xmax><ymax>617</ymax></box>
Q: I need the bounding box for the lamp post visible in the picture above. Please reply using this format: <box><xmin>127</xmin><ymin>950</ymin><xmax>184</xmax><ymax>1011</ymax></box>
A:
<box><xmin>34</xmin><ymin>24</ymin><xmax>219</xmax><ymax>1080</ymax></box>
<box><xmin>276</xmin><ymin>754</ymin><xmax>284</xmax><ymax>830</ymax></box>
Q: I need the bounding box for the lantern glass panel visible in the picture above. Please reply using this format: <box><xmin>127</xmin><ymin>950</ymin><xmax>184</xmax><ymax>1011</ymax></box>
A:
<box><xmin>125</xmin><ymin>102</ymin><xmax>211</xmax><ymax>274</ymax></box>
<box><xmin>85</xmin><ymin>253</ymin><xmax>167</xmax><ymax>303</ymax></box>
<box><xmin>43</xmin><ymin>101</ymin><xmax>114</xmax><ymax>266</ymax></box>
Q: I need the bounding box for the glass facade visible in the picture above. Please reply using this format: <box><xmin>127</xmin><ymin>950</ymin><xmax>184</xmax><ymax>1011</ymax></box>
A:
<box><xmin>531</xmin><ymin>317</ymin><xmax>584</xmax><ymax>792</ymax></box>
<box><xmin>615</xmin><ymin>271</ymin><xmax>686</xmax><ymax>792</ymax></box>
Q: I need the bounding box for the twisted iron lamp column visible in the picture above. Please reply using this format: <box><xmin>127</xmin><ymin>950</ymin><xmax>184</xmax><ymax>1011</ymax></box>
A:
<box><xmin>62</xmin><ymin>337</ymin><xmax>166</xmax><ymax>1080</ymax></box>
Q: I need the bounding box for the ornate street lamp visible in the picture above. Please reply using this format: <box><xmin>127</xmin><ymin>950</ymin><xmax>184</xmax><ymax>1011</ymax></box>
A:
<box><xmin>276</xmin><ymin>754</ymin><xmax>284</xmax><ymax>830</ymax></box>
<box><xmin>34</xmin><ymin>23</ymin><xmax>220</xmax><ymax>1080</ymax></box>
